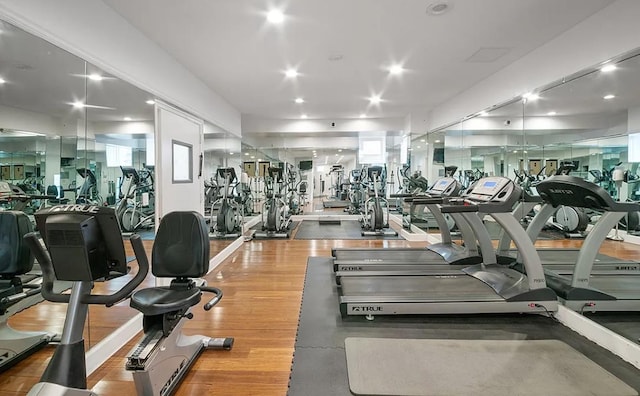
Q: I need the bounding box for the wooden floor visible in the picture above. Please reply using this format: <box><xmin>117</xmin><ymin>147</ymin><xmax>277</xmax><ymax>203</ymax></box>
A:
<box><xmin>2</xmin><ymin>213</ymin><xmax>640</xmax><ymax>395</ymax></box>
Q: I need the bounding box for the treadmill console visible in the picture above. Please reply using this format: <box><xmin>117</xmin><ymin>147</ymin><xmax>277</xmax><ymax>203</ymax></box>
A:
<box><xmin>464</xmin><ymin>177</ymin><xmax>515</xmax><ymax>203</ymax></box>
<box><xmin>426</xmin><ymin>177</ymin><xmax>460</xmax><ymax>197</ymax></box>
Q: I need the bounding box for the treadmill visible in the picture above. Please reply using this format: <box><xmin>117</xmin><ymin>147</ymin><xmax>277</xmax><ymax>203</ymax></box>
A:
<box><xmin>333</xmin><ymin>177</ymin><xmax>485</xmax><ymax>275</ymax></box>
<box><xmin>534</xmin><ymin>175</ymin><xmax>640</xmax><ymax>312</ymax></box>
<box><xmin>497</xmin><ymin>184</ymin><xmax>640</xmax><ymax>275</ymax></box>
<box><xmin>339</xmin><ymin>176</ymin><xmax>558</xmax><ymax>317</ymax></box>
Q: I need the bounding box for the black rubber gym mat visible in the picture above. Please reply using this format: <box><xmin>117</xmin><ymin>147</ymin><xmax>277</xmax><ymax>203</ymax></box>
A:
<box><xmin>287</xmin><ymin>257</ymin><xmax>640</xmax><ymax>395</ymax></box>
<box><xmin>294</xmin><ymin>220</ymin><xmax>401</xmax><ymax>240</ymax></box>
<box><xmin>586</xmin><ymin>312</ymin><xmax>640</xmax><ymax>345</ymax></box>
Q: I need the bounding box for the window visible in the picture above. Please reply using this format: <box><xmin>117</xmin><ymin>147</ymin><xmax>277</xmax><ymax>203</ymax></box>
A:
<box><xmin>106</xmin><ymin>144</ymin><xmax>133</xmax><ymax>167</ymax></box>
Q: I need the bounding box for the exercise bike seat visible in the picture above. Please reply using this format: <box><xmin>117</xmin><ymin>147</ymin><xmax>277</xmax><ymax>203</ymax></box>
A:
<box><xmin>130</xmin><ymin>287</ymin><xmax>201</xmax><ymax>316</ymax></box>
<box><xmin>129</xmin><ymin>211</ymin><xmax>210</xmax><ymax>316</ymax></box>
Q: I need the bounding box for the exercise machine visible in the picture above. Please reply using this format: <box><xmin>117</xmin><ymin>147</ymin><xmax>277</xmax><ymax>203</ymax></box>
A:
<box><xmin>338</xmin><ymin>176</ymin><xmax>558</xmax><ymax>318</ymax></box>
<box><xmin>118</xmin><ymin>166</ymin><xmax>155</xmax><ymax>233</ymax></box>
<box><xmin>24</xmin><ymin>205</ymin><xmax>149</xmax><ymax>395</ymax></box>
<box><xmin>126</xmin><ymin>211</ymin><xmax>234</xmax><ymax>395</ymax></box>
<box><xmin>360</xmin><ymin>166</ymin><xmax>397</xmax><ymax>236</ymax></box>
<box><xmin>334</xmin><ymin>177</ymin><xmax>481</xmax><ymax>282</ymax></box>
<box><xmin>211</xmin><ymin>167</ymin><xmax>243</xmax><ymax>238</ymax></box>
<box><xmin>0</xmin><ymin>211</ymin><xmax>58</xmax><ymax>372</ymax></box>
<box><xmin>254</xmin><ymin>167</ymin><xmax>291</xmax><ymax>238</ymax></box>
<box><xmin>285</xmin><ymin>165</ymin><xmax>302</xmax><ymax>216</ymax></box>
<box><xmin>345</xmin><ymin>168</ymin><xmax>365</xmax><ymax>214</ymax></box>
<box><xmin>527</xmin><ymin>175</ymin><xmax>640</xmax><ymax>312</ymax></box>
<box><xmin>75</xmin><ymin>168</ymin><xmax>102</xmax><ymax>205</ymax></box>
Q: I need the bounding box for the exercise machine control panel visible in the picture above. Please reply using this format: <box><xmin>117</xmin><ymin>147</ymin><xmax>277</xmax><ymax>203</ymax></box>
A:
<box><xmin>426</xmin><ymin>177</ymin><xmax>459</xmax><ymax>197</ymax></box>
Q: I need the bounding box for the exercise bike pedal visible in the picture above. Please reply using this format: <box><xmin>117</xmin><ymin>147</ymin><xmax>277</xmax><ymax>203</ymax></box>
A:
<box><xmin>206</xmin><ymin>337</ymin><xmax>234</xmax><ymax>350</ymax></box>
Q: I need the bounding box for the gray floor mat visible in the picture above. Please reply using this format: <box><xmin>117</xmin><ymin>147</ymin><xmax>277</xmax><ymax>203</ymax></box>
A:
<box><xmin>287</xmin><ymin>257</ymin><xmax>640</xmax><ymax>396</ymax></box>
<box><xmin>294</xmin><ymin>220</ymin><xmax>401</xmax><ymax>240</ymax></box>
<box><xmin>345</xmin><ymin>338</ymin><xmax>637</xmax><ymax>396</ymax></box>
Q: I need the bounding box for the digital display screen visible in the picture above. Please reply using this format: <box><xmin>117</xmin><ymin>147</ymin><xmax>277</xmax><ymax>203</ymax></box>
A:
<box><xmin>483</xmin><ymin>181</ymin><xmax>497</xmax><ymax>188</ymax></box>
<box><xmin>438</xmin><ymin>179</ymin><xmax>449</xmax><ymax>186</ymax></box>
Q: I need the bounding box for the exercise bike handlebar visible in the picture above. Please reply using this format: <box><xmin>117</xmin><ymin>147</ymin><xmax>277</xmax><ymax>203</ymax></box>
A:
<box><xmin>23</xmin><ymin>233</ymin><xmax>150</xmax><ymax>307</ymax></box>
<box><xmin>200</xmin><ymin>286</ymin><xmax>224</xmax><ymax>311</ymax></box>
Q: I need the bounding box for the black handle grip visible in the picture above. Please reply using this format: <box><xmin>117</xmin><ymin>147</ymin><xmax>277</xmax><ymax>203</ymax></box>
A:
<box><xmin>201</xmin><ymin>286</ymin><xmax>223</xmax><ymax>310</ymax></box>
<box><xmin>390</xmin><ymin>194</ymin><xmax>414</xmax><ymax>198</ymax></box>
<box><xmin>86</xmin><ymin>235</ymin><xmax>150</xmax><ymax>306</ymax></box>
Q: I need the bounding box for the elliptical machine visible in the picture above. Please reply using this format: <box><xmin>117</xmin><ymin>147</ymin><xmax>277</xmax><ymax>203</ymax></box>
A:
<box><xmin>285</xmin><ymin>165</ymin><xmax>302</xmax><ymax>216</ymax></box>
<box><xmin>360</xmin><ymin>166</ymin><xmax>397</xmax><ymax>236</ymax></box>
<box><xmin>75</xmin><ymin>168</ymin><xmax>102</xmax><ymax>205</ymax></box>
<box><xmin>254</xmin><ymin>167</ymin><xmax>291</xmax><ymax>238</ymax></box>
<box><xmin>345</xmin><ymin>168</ymin><xmax>365</xmax><ymax>215</ymax></box>
<box><xmin>211</xmin><ymin>167</ymin><xmax>243</xmax><ymax>238</ymax></box>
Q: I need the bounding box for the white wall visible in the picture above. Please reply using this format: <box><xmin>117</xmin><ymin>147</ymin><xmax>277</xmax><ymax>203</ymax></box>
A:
<box><xmin>0</xmin><ymin>0</ymin><xmax>241</xmax><ymax>136</ymax></box>
<box><xmin>430</xmin><ymin>0</ymin><xmax>640</xmax><ymax>129</ymax></box>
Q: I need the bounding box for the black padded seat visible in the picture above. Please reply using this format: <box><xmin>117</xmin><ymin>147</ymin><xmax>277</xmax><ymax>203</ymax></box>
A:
<box><xmin>130</xmin><ymin>211</ymin><xmax>210</xmax><ymax>316</ymax></box>
<box><xmin>130</xmin><ymin>287</ymin><xmax>201</xmax><ymax>316</ymax></box>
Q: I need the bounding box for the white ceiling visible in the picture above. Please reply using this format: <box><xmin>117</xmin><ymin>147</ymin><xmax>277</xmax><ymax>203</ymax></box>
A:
<box><xmin>103</xmin><ymin>0</ymin><xmax>615</xmax><ymax>122</ymax></box>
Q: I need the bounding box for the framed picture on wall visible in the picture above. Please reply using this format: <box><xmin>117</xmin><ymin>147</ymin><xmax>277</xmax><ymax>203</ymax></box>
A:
<box><xmin>1</xmin><ymin>165</ymin><xmax>10</xmax><ymax>180</ymax></box>
<box><xmin>243</xmin><ymin>161</ymin><xmax>256</xmax><ymax>177</ymax></box>
<box><xmin>13</xmin><ymin>164</ymin><xmax>24</xmax><ymax>180</ymax></box>
<box><xmin>258</xmin><ymin>161</ymin><xmax>270</xmax><ymax>178</ymax></box>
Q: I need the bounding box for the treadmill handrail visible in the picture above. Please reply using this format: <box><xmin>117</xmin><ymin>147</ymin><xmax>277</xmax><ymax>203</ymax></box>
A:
<box><xmin>441</xmin><ymin>205</ymin><xmax>479</xmax><ymax>213</ymax></box>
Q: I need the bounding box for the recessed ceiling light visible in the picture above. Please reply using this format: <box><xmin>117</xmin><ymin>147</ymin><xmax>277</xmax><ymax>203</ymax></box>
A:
<box><xmin>420</xmin><ymin>139</ymin><xmax>426</xmax><ymax>142</ymax></box>
<box><xmin>335</xmin><ymin>154</ymin><xmax>339</xmax><ymax>157</ymax></box>
<box><xmin>522</xmin><ymin>92</ymin><xmax>539</xmax><ymax>101</ymax></box>
<box><xmin>603</xmin><ymin>94</ymin><xmax>615</xmax><ymax>100</ymax></box>
<box><xmin>478</xmin><ymin>111</ymin><xmax>488</xmax><ymax>117</ymax></box>
<box><xmin>300</xmin><ymin>114</ymin><xmax>308</xmax><ymax>119</ymax></box>
<box><xmin>426</xmin><ymin>2</ymin><xmax>451</xmax><ymax>15</ymax></box>
<box><xmin>145</xmin><ymin>100</ymin><xmax>155</xmax><ymax>105</ymax></box>
<box><xmin>389</xmin><ymin>64</ymin><xmax>404</xmax><ymax>75</ymax></box>
<box><xmin>88</xmin><ymin>73</ymin><xmax>103</xmax><ymax>81</ymax></box>
<box><xmin>547</xmin><ymin>111</ymin><xmax>557</xmax><ymax>116</ymax></box>
<box><xmin>251</xmin><ymin>156</ymin><xmax>255</xmax><ymax>159</ymax></box>
<box><xmin>417</xmin><ymin>146</ymin><xmax>421</xmax><ymax>149</ymax></box>
<box><xmin>230</xmin><ymin>152</ymin><xmax>234</xmax><ymax>155</ymax></box>
<box><xmin>285</xmin><ymin>69</ymin><xmax>298</xmax><ymax>78</ymax></box>
<box><xmin>369</xmin><ymin>95</ymin><xmax>381</xmax><ymax>104</ymax></box>
<box><xmin>72</xmin><ymin>101</ymin><xmax>85</xmax><ymax>108</ymax></box>
<box><xmin>513</xmin><ymin>150</ymin><xmax>518</xmax><ymax>153</ymax></box>
<box><xmin>359</xmin><ymin>114</ymin><xmax>366</xmax><ymax>118</ymax></box>
<box><xmin>267</xmin><ymin>10</ymin><xmax>284</xmax><ymax>24</ymax></box>
<box><xmin>435</xmin><ymin>140</ymin><xmax>441</xmax><ymax>143</ymax></box>
<box><xmin>123</xmin><ymin>117</ymin><xmax>132</xmax><ymax>121</ymax></box>
<box><xmin>338</xmin><ymin>149</ymin><xmax>342</xmax><ymax>152</ymax></box>
<box><xmin>0</xmin><ymin>77</ymin><xmax>5</xmax><ymax>84</ymax></box>
<box><xmin>295</xmin><ymin>97</ymin><xmax>304</xmax><ymax>104</ymax></box>
<box><xmin>244</xmin><ymin>152</ymin><xmax>249</xmax><ymax>156</ymax></box>
<box><xmin>601</xmin><ymin>64</ymin><xmax>617</xmax><ymax>73</ymax></box>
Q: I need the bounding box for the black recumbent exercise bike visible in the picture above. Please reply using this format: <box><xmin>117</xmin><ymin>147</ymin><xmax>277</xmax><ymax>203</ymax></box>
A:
<box><xmin>25</xmin><ymin>206</ymin><xmax>233</xmax><ymax>395</ymax></box>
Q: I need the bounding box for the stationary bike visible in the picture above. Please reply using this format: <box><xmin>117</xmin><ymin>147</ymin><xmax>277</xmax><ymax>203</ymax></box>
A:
<box><xmin>361</xmin><ymin>166</ymin><xmax>397</xmax><ymax>236</ymax></box>
<box><xmin>25</xmin><ymin>206</ymin><xmax>233</xmax><ymax>395</ymax></box>
<box><xmin>256</xmin><ymin>167</ymin><xmax>291</xmax><ymax>238</ymax></box>
<box><xmin>211</xmin><ymin>167</ymin><xmax>243</xmax><ymax>238</ymax></box>
<box><xmin>24</xmin><ymin>205</ymin><xmax>149</xmax><ymax>395</ymax></box>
